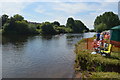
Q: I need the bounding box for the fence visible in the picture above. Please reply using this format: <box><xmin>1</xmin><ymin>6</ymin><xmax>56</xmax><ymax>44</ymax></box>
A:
<box><xmin>85</xmin><ymin>38</ymin><xmax>120</xmax><ymax>52</ymax></box>
<box><xmin>86</xmin><ymin>38</ymin><xmax>94</xmax><ymax>50</ymax></box>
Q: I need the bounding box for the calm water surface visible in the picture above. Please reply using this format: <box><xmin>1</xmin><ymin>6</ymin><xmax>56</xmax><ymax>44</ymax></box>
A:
<box><xmin>2</xmin><ymin>33</ymin><xmax>95</xmax><ymax>78</ymax></box>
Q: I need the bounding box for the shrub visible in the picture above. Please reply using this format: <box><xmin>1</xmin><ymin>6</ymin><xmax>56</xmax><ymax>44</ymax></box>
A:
<box><xmin>41</xmin><ymin>22</ymin><xmax>57</xmax><ymax>34</ymax></box>
<box><xmin>3</xmin><ymin>20</ymin><xmax>38</xmax><ymax>34</ymax></box>
<box><xmin>75</xmin><ymin>49</ymin><xmax>120</xmax><ymax>72</ymax></box>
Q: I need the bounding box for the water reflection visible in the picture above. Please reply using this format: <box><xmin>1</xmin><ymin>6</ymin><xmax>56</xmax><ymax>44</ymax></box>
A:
<box><xmin>2</xmin><ymin>35</ymin><xmax>29</xmax><ymax>45</ymax></box>
<box><xmin>41</xmin><ymin>35</ymin><xmax>53</xmax><ymax>40</ymax></box>
<box><xmin>66</xmin><ymin>34</ymin><xmax>83</xmax><ymax>39</ymax></box>
<box><xmin>2</xmin><ymin>33</ymin><xmax>95</xmax><ymax>78</ymax></box>
<box><xmin>66</xmin><ymin>34</ymin><xmax>84</xmax><ymax>48</ymax></box>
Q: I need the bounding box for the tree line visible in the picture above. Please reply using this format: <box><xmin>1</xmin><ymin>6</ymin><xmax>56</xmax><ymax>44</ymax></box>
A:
<box><xmin>0</xmin><ymin>14</ymin><xmax>89</xmax><ymax>35</ymax></box>
<box><xmin>94</xmin><ymin>12</ymin><xmax>120</xmax><ymax>32</ymax></box>
<box><xmin>1</xmin><ymin>11</ymin><xmax>120</xmax><ymax>35</ymax></box>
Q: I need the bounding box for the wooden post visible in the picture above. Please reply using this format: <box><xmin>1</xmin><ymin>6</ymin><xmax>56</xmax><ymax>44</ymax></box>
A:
<box><xmin>87</xmin><ymin>38</ymin><xmax>88</xmax><ymax>49</ymax></box>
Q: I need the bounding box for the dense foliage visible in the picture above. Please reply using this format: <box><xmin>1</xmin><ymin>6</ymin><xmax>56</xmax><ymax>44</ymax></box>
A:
<box><xmin>1</xmin><ymin>12</ymin><xmax>120</xmax><ymax>34</ymax></box>
<box><xmin>1</xmin><ymin>14</ymin><xmax>89</xmax><ymax>35</ymax></box>
<box><xmin>94</xmin><ymin>12</ymin><xmax>120</xmax><ymax>32</ymax></box>
<box><xmin>66</xmin><ymin>17</ymin><xmax>89</xmax><ymax>33</ymax></box>
<box><xmin>40</xmin><ymin>22</ymin><xmax>57</xmax><ymax>34</ymax></box>
<box><xmin>2</xmin><ymin>14</ymin><xmax>38</xmax><ymax>34</ymax></box>
<box><xmin>1</xmin><ymin>14</ymin><xmax>9</xmax><ymax>26</ymax></box>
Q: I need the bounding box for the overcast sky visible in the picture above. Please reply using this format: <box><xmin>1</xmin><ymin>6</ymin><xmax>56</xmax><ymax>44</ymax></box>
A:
<box><xmin>0</xmin><ymin>0</ymin><xmax>119</xmax><ymax>29</ymax></box>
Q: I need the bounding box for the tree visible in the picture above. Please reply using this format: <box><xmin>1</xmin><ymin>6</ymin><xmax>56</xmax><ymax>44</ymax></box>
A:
<box><xmin>66</xmin><ymin>17</ymin><xmax>89</xmax><ymax>33</ymax></box>
<box><xmin>84</xmin><ymin>27</ymin><xmax>89</xmax><ymax>32</ymax></box>
<box><xmin>3</xmin><ymin>20</ymin><xmax>38</xmax><ymax>34</ymax></box>
<box><xmin>1</xmin><ymin>14</ymin><xmax>9</xmax><ymax>26</ymax></box>
<box><xmin>2</xmin><ymin>14</ymin><xmax>38</xmax><ymax>34</ymax></box>
<box><xmin>52</xmin><ymin>21</ymin><xmax>60</xmax><ymax>26</ymax></box>
<box><xmin>74</xmin><ymin>20</ymin><xmax>87</xmax><ymax>33</ymax></box>
<box><xmin>41</xmin><ymin>22</ymin><xmax>57</xmax><ymax>34</ymax></box>
<box><xmin>95</xmin><ymin>23</ymin><xmax>107</xmax><ymax>32</ymax></box>
<box><xmin>66</xmin><ymin>17</ymin><xmax>75</xmax><ymax>30</ymax></box>
<box><xmin>94</xmin><ymin>12</ymin><xmax>120</xmax><ymax>31</ymax></box>
<box><xmin>13</xmin><ymin>14</ymin><xmax>24</xmax><ymax>21</ymax></box>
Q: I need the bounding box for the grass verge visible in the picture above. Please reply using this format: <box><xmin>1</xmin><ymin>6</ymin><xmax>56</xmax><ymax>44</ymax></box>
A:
<box><xmin>74</xmin><ymin>37</ymin><xmax>120</xmax><ymax>78</ymax></box>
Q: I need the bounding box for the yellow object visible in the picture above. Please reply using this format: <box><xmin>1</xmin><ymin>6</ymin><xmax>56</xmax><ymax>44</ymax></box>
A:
<box><xmin>101</xmin><ymin>44</ymin><xmax>112</xmax><ymax>53</ymax></box>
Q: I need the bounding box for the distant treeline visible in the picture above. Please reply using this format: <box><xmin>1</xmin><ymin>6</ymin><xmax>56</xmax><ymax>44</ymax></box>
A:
<box><xmin>0</xmin><ymin>14</ymin><xmax>89</xmax><ymax>35</ymax></box>
<box><xmin>1</xmin><ymin>11</ymin><xmax>120</xmax><ymax>35</ymax></box>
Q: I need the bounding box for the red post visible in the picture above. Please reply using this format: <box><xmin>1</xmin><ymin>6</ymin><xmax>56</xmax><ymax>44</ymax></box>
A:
<box><xmin>87</xmin><ymin>38</ymin><xmax>88</xmax><ymax>49</ymax></box>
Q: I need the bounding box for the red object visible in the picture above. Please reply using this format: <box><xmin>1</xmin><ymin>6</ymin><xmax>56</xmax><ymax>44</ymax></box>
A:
<box><xmin>87</xmin><ymin>38</ymin><xmax>88</xmax><ymax>49</ymax></box>
<box><xmin>92</xmin><ymin>42</ymin><xmax>97</xmax><ymax>48</ymax></box>
<box><xmin>92</xmin><ymin>40</ymin><xmax>100</xmax><ymax>49</ymax></box>
<box><xmin>110</xmin><ymin>40</ymin><xmax>120</xmax><ymax>47</ymax></box>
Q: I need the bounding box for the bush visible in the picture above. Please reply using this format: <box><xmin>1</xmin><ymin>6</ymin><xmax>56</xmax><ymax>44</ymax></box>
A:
<box><xmin>75</xmin><ymin>49</ymin><xmax>120</xmax><ymax>73</ymax></box>
<box><xmin>3</xmin><ymin>20</ymin><xmax>38</xmax><ymax>34</ymax></box>
<box><xmin>54</xmin><ymin>27</ymin><xmax>72</xmax><ymax>33</ymax></box>
<box><xmin>41</xmin><ymin>22</ymin><xmax>57</xmax><ymax>34</ymax></box>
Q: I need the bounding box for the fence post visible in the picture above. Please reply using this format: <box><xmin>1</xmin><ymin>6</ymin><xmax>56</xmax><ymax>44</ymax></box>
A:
<box><xmin>87</xmin><ymin>38</ymin><xmax>88</xmax><ymax>49</ymax></box>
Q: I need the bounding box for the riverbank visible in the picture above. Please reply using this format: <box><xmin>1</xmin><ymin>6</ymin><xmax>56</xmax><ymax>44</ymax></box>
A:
<box><xmin>74</xmin><ymin>37</ymin><xmax>120</xmax><ymax>78</ymax></box>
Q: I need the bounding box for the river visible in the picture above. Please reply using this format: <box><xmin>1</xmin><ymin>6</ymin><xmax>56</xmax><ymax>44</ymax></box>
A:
<box><xmin>2</xmin><ymin>32</ymin><xmax>95</xmax><ymax>78</ymax></box>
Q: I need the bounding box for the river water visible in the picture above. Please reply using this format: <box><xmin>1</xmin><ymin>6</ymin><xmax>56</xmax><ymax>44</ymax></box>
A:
<box><xmin>2</xmin><ymin>32</ymin><xmax>95</xmax><ymax>78</ymax></box>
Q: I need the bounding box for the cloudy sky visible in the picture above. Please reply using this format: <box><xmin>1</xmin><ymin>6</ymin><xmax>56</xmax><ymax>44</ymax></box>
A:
<box><xmin>0</xmin><ymin>0</ymin><xmax>119</xmax><ymax>29</ymax></box>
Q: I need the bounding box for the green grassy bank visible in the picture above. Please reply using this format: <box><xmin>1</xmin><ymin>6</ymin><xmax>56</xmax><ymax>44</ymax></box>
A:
<box><xmin>74</xmin><ymin>37</ymin><xmax>120</xmax><ymax>78</ymax></box>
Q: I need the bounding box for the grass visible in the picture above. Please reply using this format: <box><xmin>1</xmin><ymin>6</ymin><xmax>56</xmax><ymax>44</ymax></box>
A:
<box><xmin>107</xmin><ymin>52</ymin><xmax>120</xmax><ymax>60</ymax></box>
<box><xmin>112</xmin><ymin>46</ymin><xmax>120</xmax><ymax>52</ymax></box>
<box><xmin>74</xmin><ymin>37</ymin><xmax>120</xmax><ymax>78</ymax></box>
<box><xmin>75</xmin><ymin>71</ymin><xmax>120</xmax><ymax>79</ymax></box>
<box><xmin>75</xmin><ymin>51</ymin><xmax>120</xmax><ymax>72</ymax></box>
<box><xmin>89</xmin><ymin>72</ymin><xmax>120</xmax><ymax>78</ymax></box>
